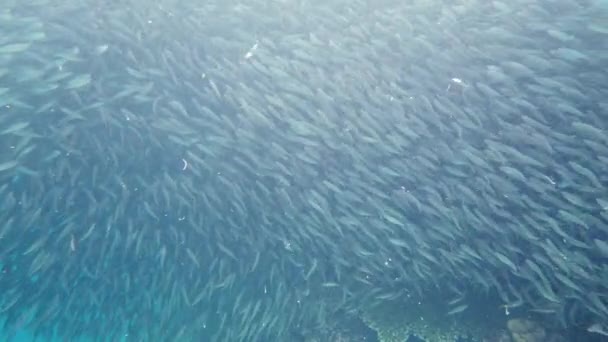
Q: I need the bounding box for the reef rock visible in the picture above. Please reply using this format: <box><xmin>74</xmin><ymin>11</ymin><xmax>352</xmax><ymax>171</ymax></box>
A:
<box><xmin>507</xmin><ymin>319</ymin><xmax>546</xmax><ymax>342</ymax></box>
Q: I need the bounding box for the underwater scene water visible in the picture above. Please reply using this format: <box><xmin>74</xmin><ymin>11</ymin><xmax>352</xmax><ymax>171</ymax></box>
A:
<box><xmin>1</xmin><ymin>0</ymin><xmax>608</xmax><ymax>341</ymax></box>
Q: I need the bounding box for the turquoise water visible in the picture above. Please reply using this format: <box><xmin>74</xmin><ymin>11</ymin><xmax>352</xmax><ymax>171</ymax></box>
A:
<box><xmin>0</xmin><ymin>317</ymin><xmax>57</xmax><ymax>342</ymax></box>
<box><xmin>1</xmin><ymin>0</ymin><xmax>607</xmax><ymax>341</ymax></box>
<box><xmin>0</xmin><ymin>319</ymin><xmax>128</xmax><ymax>342</ymax></box>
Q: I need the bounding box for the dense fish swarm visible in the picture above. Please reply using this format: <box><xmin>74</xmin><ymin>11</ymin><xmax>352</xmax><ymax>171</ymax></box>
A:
<box><xmin>1</xmin><ymin>0</ymin><xmax>607</xmax><ymax>340</ymax></box>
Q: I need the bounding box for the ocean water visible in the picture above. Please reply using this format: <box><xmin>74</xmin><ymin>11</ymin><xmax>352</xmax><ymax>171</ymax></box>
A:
<box><xmin>1</xmin><ymin>0</ymin><xmax>607</xmax><ymax>341</ymax></box>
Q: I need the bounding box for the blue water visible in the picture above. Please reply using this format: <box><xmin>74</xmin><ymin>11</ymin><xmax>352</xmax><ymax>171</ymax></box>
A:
<box><xmin>0</xmin><ymin>319</ymin><xmax>128</xmax><ymax>342</ymax></box>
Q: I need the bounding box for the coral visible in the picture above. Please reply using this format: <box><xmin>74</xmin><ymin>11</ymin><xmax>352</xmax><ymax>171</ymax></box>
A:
<box><xmin>482</xmin><ymin>329</ymin><xmax>512</xmax><ymax>342</ymax></box>
<box><xmin>360</xmin><ymin>303</ymin><xmax>485</xmax><ymax>342</ymax></box>
<box><xmin>507</xmin><ymin>319</ymin><xmax>546</xmax><ymax>342</ymax></box>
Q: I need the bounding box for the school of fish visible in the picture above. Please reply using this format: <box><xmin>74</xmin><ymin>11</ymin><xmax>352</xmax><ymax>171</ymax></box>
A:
<box><xmin>0</xmin><ymin>0</ymin><xmax>607</xmax><ymax>340</ymax></box>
